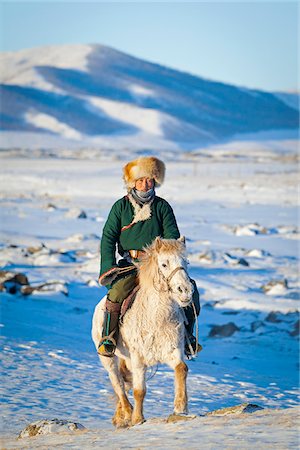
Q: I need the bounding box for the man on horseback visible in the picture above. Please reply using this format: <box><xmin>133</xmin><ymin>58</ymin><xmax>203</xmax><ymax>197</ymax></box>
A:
<box><xmin>97</xmin><ymin>156</ymin><xmax>200</xmax><ymax>357</ymax></box>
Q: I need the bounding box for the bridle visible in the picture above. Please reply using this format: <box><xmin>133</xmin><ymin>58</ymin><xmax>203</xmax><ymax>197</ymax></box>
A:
<box><xmin>165</xmin><ymin>266</ymin><xmax>188</xmax><ymax>286</ymax></box>
<box><xmin>157</xmin><ymin>265</ymin><xmax>188</xmax><ymax>292</ymax></box>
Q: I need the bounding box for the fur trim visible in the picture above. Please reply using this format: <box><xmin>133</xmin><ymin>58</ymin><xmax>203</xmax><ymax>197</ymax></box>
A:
<box><xmin>121</xmin><ymin>194</ymin><xmax>153</xmax><ymax>231</ymax></box>
<box><xmin>123</xmin><ymin>157</ymin><xmax>165</xmax><ymax>189</ymax></box>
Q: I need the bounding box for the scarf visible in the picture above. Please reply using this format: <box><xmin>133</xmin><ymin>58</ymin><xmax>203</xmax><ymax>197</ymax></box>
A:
<box><xmin>131</xmin><ymin>187</ymin><xmax>155</xmax><ymax>206</ymax></box>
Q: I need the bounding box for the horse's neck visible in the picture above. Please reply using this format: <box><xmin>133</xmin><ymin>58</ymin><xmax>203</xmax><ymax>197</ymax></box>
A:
<box><xmin>138</xmin><ymin>287</ymin><xmax>180</xmax><ymax>323</ymax></box>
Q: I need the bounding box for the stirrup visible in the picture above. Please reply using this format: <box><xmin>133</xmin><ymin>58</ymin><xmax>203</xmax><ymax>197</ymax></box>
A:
<box><xmin>97</xmin><ymin>335</ymin><xmax>117</xmax><ymax>357</ymax></box>
<box><xmin>185</xmin><ymin>334</ymin><xmax>202</xmax><ymax>358</ymax></box>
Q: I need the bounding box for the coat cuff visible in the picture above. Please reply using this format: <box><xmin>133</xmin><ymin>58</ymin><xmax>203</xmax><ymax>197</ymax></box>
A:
<box><xmin>98</xmin><ymin>267</ymin><xmax>119</xmax><ymax>286</ymax></box>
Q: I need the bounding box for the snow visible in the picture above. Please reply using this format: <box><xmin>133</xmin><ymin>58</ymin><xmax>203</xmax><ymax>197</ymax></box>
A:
<box><xmin>129</xmin><ymin>83</ymin><xmax>156</xmax><ymax>98</ymax></box>
<box><xmin>25</xmin><ymin>111</ymin><xmax>82</xmax><ymax>140</ymax></box>
<box><xmin>87</xmin><ymin>96</ymin><xmax>165</xmax><ymax>136</ymax></box>
<box><xmin>0</xmin><ymin>44</ymin><xmax>92</xmax><ymax>87</ymax></box>
<box><xmin>0</xmin><ymin>140</ymin><xmax>299</xmax><ymax>448</ymax></box>
<box><xmin>1</xmin><ymin>44</ymin><xmax>298</xmax><ymax>151</ymax></box>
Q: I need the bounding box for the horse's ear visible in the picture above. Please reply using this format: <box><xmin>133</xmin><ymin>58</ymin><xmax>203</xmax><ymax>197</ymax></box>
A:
<box><xmin>154</xmin><ymin>236</ymin><xmax>162</xmax><ymax>250</ymax></box>
<box><xmin>178</xmin><ymin>236</ymin><xmax>186</xmax><ymax>246</ymax></box>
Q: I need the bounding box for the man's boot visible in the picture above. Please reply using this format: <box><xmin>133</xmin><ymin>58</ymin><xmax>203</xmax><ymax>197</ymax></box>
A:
<box><xmin>97</xmin><ymin>299</ymin><xmax>121</xmax><ymax>357</ymax></box>
<box><xmin>184</xmin><ymin>279</ymin><xmax>202</xmax><ymax>357</ymax></box>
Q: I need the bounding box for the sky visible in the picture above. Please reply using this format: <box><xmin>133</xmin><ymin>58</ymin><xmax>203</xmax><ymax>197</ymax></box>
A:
<box><xmin>0</xmin><ymin>1</ymin><xmax>298</xmax><ymax>92</ymax></box>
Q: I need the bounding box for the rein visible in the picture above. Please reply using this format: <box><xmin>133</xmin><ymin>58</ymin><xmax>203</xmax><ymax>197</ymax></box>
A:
<box><xmin>160</xmin><ymin>265</ymin><xmax>200</xmax><ymax>359</ymax></box>
<box><xmin>150</xmin><ymin>260</ymin><xmax>200</xmax><ymax>360</ymax></box>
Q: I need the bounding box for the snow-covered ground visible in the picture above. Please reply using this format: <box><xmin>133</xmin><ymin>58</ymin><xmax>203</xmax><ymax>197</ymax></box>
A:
<box><xmin>0</xmin><ymin>142</ymin><xmax>299</xmax><ymax>448</ymax></box>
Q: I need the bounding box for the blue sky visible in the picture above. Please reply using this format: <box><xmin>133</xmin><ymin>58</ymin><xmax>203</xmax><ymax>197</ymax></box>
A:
<box><xmin>1</xmin><ymin>1</ymin><xmax>298</xmax><ymax>92</ymax></box>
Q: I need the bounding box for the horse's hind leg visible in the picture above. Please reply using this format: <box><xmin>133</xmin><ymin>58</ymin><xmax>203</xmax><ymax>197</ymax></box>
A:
<box><xmin>99</xmin><ymin>355</ymin><xmax>133</xmax><ymax>427</ymax></box>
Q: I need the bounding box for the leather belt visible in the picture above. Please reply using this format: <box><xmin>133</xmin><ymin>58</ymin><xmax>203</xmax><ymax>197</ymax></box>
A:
<box><xmin>129</xmin><ymin>249</ymin><xmax>146</xmax><ymax>259</ymax></box>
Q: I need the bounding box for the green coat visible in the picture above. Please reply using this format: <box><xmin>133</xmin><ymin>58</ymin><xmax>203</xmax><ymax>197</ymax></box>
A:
<box><xmin>100</xmin><ymin>194</ymin><xmax>180</xmax><ymax>277</ymax></box>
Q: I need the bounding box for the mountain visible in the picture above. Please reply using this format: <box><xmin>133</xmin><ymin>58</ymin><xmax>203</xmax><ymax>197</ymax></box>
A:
<box><xmin>0</xmin><ymin>44</ymin><xmax>298</xmax><ymax>150</ymax></box>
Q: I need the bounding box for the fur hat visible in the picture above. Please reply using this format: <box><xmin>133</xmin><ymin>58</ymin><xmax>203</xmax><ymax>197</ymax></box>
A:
<box><xmin>123</xmin><ymin>157</ymin><xmax>165</xmax><ymax>189</ymax></box>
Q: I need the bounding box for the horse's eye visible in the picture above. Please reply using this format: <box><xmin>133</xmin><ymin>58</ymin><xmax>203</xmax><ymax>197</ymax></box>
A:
<box><xmin>162</xmin><ymin>263</ymin><xmax>167</xmax><ymax>268</ymax></box>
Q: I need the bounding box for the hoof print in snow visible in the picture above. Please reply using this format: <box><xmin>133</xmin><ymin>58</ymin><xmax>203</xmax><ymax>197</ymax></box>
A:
<box><xmin>18</xmin><ymin>419</ymin><xmax>86</xmax><ymax>439</ymax></box>
<box><xmin>289</xmin><ymin>320</ymin><xmax>300</xmax><ymax>337</ymax></box>
<box><xmin>261</xmin><ymin>279</ymin><xmax>288</xmax><ymax>296</ymax></box>
<box><xmin>209</xmin><ymin>322</ymin><xmax>240</xmax><ymax>338</ymax></box>
<box><xmin>166</xmin><ymin>414</ymin><xmax>197</xmax><ymax>423</ymax></box>
<box><xmin>206</xmin><ymin>403</ymin><xmax>264</xmax><ymax>417</ymax></box>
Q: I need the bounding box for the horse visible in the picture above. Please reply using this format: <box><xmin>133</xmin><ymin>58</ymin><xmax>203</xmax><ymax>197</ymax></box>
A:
<box><xmin>91</xmin><ymin>236</ymin><xmax>194</xmax><ymax>427</ymax></box>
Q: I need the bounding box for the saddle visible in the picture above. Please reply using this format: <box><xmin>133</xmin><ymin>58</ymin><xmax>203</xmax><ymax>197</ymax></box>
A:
<box><xmin>120</xmin><ymin>284</ymin><xmax>140</xmax><ymax>323</ymax></box>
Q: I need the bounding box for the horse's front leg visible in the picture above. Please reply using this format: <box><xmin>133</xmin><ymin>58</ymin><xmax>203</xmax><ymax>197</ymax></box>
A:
<box><xmin>131</xmin><ymin>355</ymin><xmax>146</xmax><ymax>425</ymax></box>
<box><xmin>167</xmin><ymin>352</ymin><xmax>188</xmax><ymax>414</ymax></box>
<box><xmin>174</xmin><ymin>361</ymin><xmax>188</xmax><ymax>414</ymax></box>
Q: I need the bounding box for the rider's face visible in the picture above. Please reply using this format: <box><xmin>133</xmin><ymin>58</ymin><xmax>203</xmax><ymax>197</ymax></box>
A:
<box><xmin>135</xmin><ymin>177</ymin><xmax>154</xmax><ymax>192</ymax></box>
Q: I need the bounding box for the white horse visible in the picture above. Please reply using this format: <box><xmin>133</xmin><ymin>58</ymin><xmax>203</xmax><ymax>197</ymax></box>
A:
<box><xmin>92</xmin><ymin>236</ymin><xmax>194</xmax><ymax>427</ymax></box>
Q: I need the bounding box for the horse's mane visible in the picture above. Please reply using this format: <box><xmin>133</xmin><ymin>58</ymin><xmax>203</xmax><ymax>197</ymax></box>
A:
<box><xmin>138</xmin><ymin>238</ymin><xmax>186</xmax><ymax>290</ymax></box>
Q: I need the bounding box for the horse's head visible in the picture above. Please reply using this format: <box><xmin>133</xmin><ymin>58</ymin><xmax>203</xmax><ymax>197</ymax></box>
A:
<box><xmin>140</xmin><ymin>236</ymin><xmax>194</xmax><ymax>307</ymax></box>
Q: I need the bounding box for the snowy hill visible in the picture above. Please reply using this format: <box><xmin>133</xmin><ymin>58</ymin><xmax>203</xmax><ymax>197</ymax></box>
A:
<box><xmin>0</xmin><ymin>44</ymin><xmax>298</xmax><ymax>150</ymax></box>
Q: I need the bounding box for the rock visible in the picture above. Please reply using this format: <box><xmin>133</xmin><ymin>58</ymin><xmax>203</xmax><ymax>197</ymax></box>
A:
<box><xmin>209</xmin><ymin>322</ymin><xmax>240</xmax><ymax>338</ymax></box>
<box><xmin>290</xmin><ymin>320</ymin><xmax>300</xmax><ymax>337</ymax></box>
<box><xmin>13</xmin><ymin>273</ymin><xmax>29</xmax><ymax>285</ymax></box>
<box><xmin>245</xmin><ymin>248</ymin><xmax>270</xmax><ymax>258</ymax></box>
<box><xmin>66</xmin><ymin>233</ymin><xmax>84</xmax><ymax>242</ymax></box>
<box><xmin>234</xmin><ymin>223</ymin><xmax>268</xmax><ymax>236</ymax></box>
<box><xmin>262</xmin><ymin>279</ymin><xmax>288</xmax><ymax>296</ymax></box>
<box><xmin>77</xmin><ymin>210</ymin><xmax>87</xmax><ymax>219</ymax></box>
<box><xmin>276</xmin><ymin>225</ymin><xmax>298</xmax><ymax>235</ymax></box>
<box><xmin>251</xmin><ymin>320</ymin><xmax>264</xmax><ymax>332</ymax></box>
<box><xmin>27</xmin><ymin>245</ymin><xmax>45</xmax><ymax>254</ymax></box>
<box><xmin>46</xmin><ymin>203</ymin><xmax>57</xmax><ymax>211</ymax></box>
<box><xmin>18</xmin><ymin>419</ymin><xmax>86</xmax><ymax>439</ymax></box>
<box><xmin>206</xmin><ymin>403</ymin><xmax>263</xmax><ymax>416</ymax></box>
<box><xmin>198</xmin><ymin>251</ymin><xmax>216</xmax><ymax>264</ymax></box>
<box><xmin>237</xmin><ymin>257</ymin><xmax>249</xmax><ymax>267</ymax></box>
<box><xmin>223</xmin><ymin>253</ymin><xmax>249</xmax><ymax>267</ymax></box>
<box><xmin>166</xmin><ymin>414</ymin><xmax>197</xmax><ymax>423</ymax></box>
<box><xmin>0</xmin><ymin>270</ymin><xmax>29</xmax><ymax>285</ymax></box>
<box><xmin>21</xmin><ymin>281</ymin><xmax>68</xmax><ymax>296</ymax></box>
<box><xmin>0</xmin><ymin>270</ymin><xmax>29</xmax><ymax>294</ymax></box>
<box><xmin>265</xmin><ymin>311</ymin><xmax>282</xmax><ymax>323</ymax></box>
<box><xmin>21</xmin><ymin>286</ymin><xmax>36</xmax><ymax>295</ymax></box>
<box><xmin>65</xmin><ymin>208</ymin><xmax>87</xmax><ymax>219</ymax></box>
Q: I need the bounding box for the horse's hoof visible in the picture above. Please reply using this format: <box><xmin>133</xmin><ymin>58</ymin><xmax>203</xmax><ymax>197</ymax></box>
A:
<box><xmin>131</xmin><ymin>418</ymin><xmax>146</xmax><ymax>426</ymax></box>
<box><xmin>131</xmin><ymin>416</ymin><xmax>146</xmax><ymax>426</ymax></box>
<box><xmin>114</xmin><ymin>419</ymin><xmax>131</xmax><ymax>429</ymax></box>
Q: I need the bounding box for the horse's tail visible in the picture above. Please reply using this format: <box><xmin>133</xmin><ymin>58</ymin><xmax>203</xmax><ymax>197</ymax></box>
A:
<box><xmin>119</xmin><ymin>358</ymin><xmax>132</xmax><ymax>392</ymax></box>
